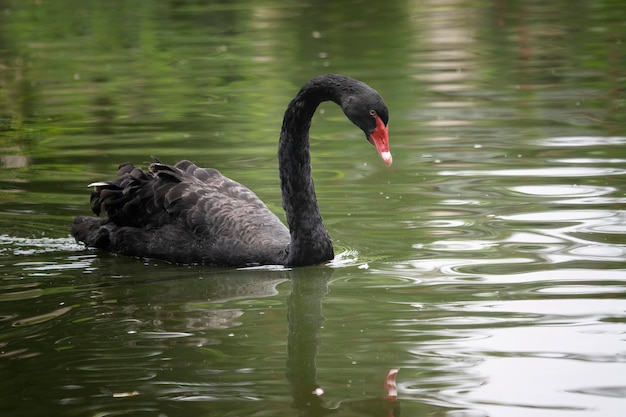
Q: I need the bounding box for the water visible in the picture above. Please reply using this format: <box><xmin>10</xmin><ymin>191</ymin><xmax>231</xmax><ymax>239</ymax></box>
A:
<box><xmin>1</xmin><ymin>1</ymin><xmax>625</xmax><ymax>416</ymax></box>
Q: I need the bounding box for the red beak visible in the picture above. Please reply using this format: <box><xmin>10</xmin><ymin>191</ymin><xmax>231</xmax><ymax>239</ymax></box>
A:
<box><xmin>369</xmin><ymin>115</ymin><xmax>392</xmax><ymax>166</ymax></box>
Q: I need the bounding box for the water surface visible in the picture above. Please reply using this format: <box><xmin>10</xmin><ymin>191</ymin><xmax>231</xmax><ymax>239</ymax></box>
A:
<box><xmin>1</xmin><ymin>1</ymin><xmax>625</xmax><ymax>416</ymax></box>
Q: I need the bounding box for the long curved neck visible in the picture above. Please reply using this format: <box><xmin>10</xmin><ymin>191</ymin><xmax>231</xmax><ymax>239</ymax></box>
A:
<box><xmin>279</xmin><ymin>76</ymin><xmax>344</xmax><ymax>266</ymax></box>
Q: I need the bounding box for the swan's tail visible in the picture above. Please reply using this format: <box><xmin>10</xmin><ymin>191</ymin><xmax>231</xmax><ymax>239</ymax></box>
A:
<box><xmin>71</xmin><ymin>162</ymin><xmax>151</xmax><ymax>248</ymax></box>
<box><xmin>71</xmin><ymin>160</ymin><xmax>185</xmax><ymax>249</ymax></box>
<box><xmin>71</xmin><ymin>215</ymin><xmax>111</xmax><ymax>248</ymax></box>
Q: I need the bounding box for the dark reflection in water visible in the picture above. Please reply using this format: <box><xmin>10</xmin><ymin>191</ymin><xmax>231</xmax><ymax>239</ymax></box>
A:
<box><xmin>288</xmin><ymin>271</ymin><xmax>402</xmax><ymax>417</ymax></box>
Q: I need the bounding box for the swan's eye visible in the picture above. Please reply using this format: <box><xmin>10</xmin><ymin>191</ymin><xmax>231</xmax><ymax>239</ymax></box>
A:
<box><xmin>369</xmin><ymin>110</ymin><xmax>377</xmax><ymax>117</ymax></box>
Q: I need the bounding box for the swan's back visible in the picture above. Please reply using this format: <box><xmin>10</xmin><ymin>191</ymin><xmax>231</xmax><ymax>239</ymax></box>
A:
<box><xmin>71</xmin><ymin>160</ymin><xmax>290</xmax><ymax>266</ymax></box>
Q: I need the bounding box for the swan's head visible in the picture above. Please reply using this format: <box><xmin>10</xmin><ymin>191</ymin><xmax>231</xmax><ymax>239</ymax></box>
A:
<box><xmin>341</xmin><ymin>85</ymin><xmax>392</xmax><ymax>167</ymax></box>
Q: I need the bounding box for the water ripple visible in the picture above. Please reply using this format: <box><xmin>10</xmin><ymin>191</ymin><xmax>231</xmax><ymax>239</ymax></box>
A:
<box><xmin>439</xmin><ymin>167</ymin><xmax>626</xmax><ymax>177</ymax></box>
<box><xmin>0</xmin><ymin>235</ymin><xmax>84</xmax><ymax>256</ymax></box>
<box><xmin>12</xmin><ymin>306</ymin><xmax>73</xmax><ymax>327</ymax></box>
<box><xmin>539</xmin><ymin>136</ymin><xmax>626</xmax><ymax>147</ymax></box>
<box><xmin>510</xmin><ymin>184</ymin><xmax>615</xmax><ymax>197</ymax></box>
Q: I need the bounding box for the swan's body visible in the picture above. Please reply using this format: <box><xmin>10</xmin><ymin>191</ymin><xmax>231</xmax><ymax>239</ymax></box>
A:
<box><xmin>71</xmin><ymin>74</ymin><xmax>391</xmax><ymax>267</ymax></box>
<box><xmin>73</xmin><ymin>160</ymin><xmax>292</xmax><ymax>266</ymax></box>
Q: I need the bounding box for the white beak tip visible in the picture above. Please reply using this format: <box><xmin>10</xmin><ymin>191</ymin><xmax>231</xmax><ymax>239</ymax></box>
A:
<box><xmin>381</xmin><ymin>151</ymin><xmax>393</xmax><ymax>167</ymax></box>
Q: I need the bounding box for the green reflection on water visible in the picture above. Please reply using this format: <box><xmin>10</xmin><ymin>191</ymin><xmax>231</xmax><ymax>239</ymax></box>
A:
<box><xmin>1</xmin><ymin>1</ymin><xmax>626</xmax><ymax>416</ymax></box>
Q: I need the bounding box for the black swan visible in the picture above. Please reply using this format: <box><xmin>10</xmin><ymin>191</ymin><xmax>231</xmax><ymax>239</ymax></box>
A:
<box><xmin>71</xmin><ymin>74</ymin><xmax>391</xmax><ymax>267</ymax></box>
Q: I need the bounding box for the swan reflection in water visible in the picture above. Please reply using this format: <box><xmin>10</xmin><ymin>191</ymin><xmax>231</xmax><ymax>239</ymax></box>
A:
<box><xmin>83</xmin><ymin>263</ymin><xmax>400</xmax><ymax>416</ymax></box>
<box><xmin>286</xmin><ymin>269</ymin><xmax>400</xmax><ymax>417</ymax></box>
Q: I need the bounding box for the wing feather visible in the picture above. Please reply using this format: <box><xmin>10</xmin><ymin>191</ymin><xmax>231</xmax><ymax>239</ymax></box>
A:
<box><xmin>78</xmin><ymin>159</ymin><xmax>290</xmax><ymax>265</ymax></box>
